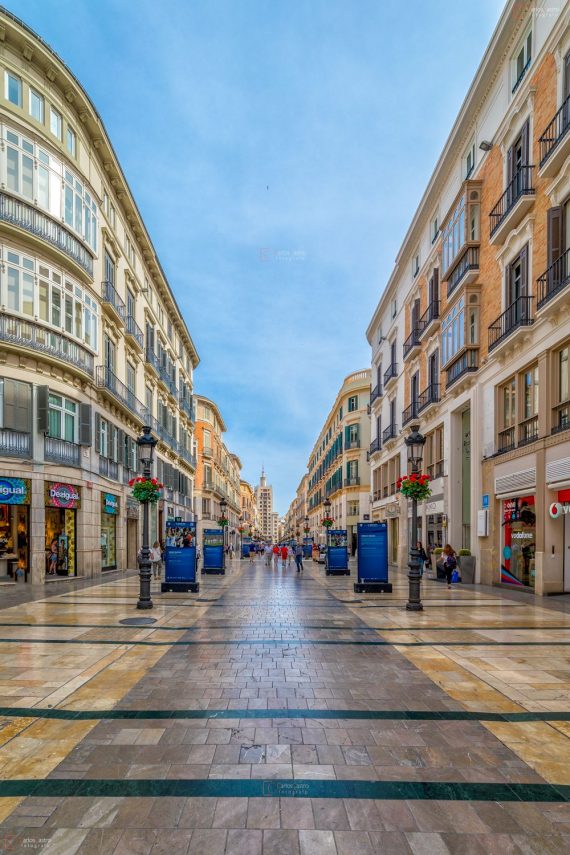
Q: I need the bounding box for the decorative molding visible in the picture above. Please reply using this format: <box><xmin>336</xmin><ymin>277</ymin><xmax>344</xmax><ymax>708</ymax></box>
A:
<box><xmin>22</xmin><ymin>41</ymin><xmax>33</xmax><ymax>61</ymax></box>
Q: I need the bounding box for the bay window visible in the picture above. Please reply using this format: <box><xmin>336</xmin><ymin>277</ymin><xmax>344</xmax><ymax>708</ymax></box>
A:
<box><xmin>441</xmin><ymin>183</ymin><xmax>482</xmax><ymax>278</ymax></box>
<box><xmin>441</xmin><ymin>293</ymin><xmax>479</xmax><ymax>367</ymax></box>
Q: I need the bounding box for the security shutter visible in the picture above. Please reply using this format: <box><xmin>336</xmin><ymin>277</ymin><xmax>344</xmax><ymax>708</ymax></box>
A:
<box><xmin>36</xmin><ymin>384</ymin><xmax>49</xmax><ymax>434</ymax></box>
<box><xmin>79</xmin><ymin>403</ymin><xmax>92</xmax><ymax>446</ymax></box>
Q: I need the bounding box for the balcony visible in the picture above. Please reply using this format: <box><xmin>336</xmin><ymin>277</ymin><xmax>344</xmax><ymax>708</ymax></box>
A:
<box><xmin>0</xmin><ymin>192</ymin><xmax>93</xmax><ymax>276</ymax></box>
<box><xmin>418</xmin><ymin>301</ymin><xmax>440</xmax><ymax>339</ymax></box>
<box><xmin>44</xmin><ymin>436</ymin><xmax>81</xmax><ymax>467</ymax></box>
<box><xmin>383</xmin><ymin>363</ymin><xmax>398</xmax><ymax>388</ymax></box>
<box><xmin>427</xmin><ymin>460</ymin><xmax>444</xmax><ymax>480</ymax></box>
<box><xmin>0</xmin><ymin>314</ymin><xmax>94</xmax><ymax>377</ymax></box>
<box><xmin>180</xmin><ymin>447</ymin><xmax>197</xmax><ymax>468</ymax></box>
<box><xmin>344</xmin><ymin>477</ymin><xmax>360</xmax><ymax>487</ymax></box>
<box><xmin>370</xmin><ymin>384</ymin><xmax>382</xmax><ymax>405</ymax></box>
<box><xmin>446</xmin><ymin>247</ymin><xmax>480</xmax><ymax>298</ymax></box>
<box><xmin>369</xmin><ymin>437</ymin><xmax>380</xmax><ymax>456</ymax></box>
<box><xmin>519</xmin><ymin>415</ymin><xmax>539</xmax><ymax>447</ymax></box>
<box><xmin>125</xmin><ymin>315</ymin><xmax>144</xmax><ymax>351</ymax></box>
<box><xmin>537</xmin><ymin>247</ymin><xmax>570</xmax><ymax>311</ymax></box>
<box><xmin>497</xmin><ymin>426</ymin><xmax>516</xmax><ymax>455</ymax></box>
<box><xmin>145</xmin><ymin>348</ymin><xmax>161</xmax><ymax>376</ymax></box>
<box><xmin>403</xmin><ymin>329</ymin><xmax>421</xmax><ymax>361</ymax></box>
<box><xmin>382</xmin><ymin>423</ymin><xmax>398</xmax><ymax>444</ymax></box>
<box><xmin>488</xmin><ymin>296</ymin><xmax>534</xmax><ymax>352</ymax></box>
<box><xmin>0</xmin><ymin>428</ymin><xmax>31</xmax><ymax>459</ymax></box>
<box><xmin>99</xmin><ymin>457</ymin><xmax>119</xmax><ymax>480</ymax></box>
<box><xmin>539</xmin><ymin>96</ymin><xmax>570</xmax><ymax>177</ymax></box>
<box><xmin>489</xmin><ymin>166</ymin><xmax>535</xmax><ymax>244</ymax></box>
<box><xmin>402</xmin><ymin>402</ymin><xmax>418</xmax><ymax>427</ymax></box>
<box><xmin>202</xmin><ymin>445</ymin><xmax>213</xmax><ymax>458</ymax></box>
<box><xmin>101</xmin><ymin>281</ymin><xmax>126</xmax><ymax>325</ymax></box>
<box><xmin>179</xmin><ymin>395</ymin><xmax>195</xmax><ymax>421</ymax></box>
<box><xmin>96</xmin><ymin>366</ymin><xmax>148</xmax><ymax>421</ymax></box>
<box><xmin>446</xmin><ymin>349</ymin><xmax>478</xmax><ymax>389</ymax></box>
<box><xmin>512</xmin><ymin>56</ymin><xmax>531</xmax><ymax>95</ymax></box>
<box><xmin>345</xmin><ymin>439</ymin><xmax>360</xmax><ymax>450</ymax></box>
<box><xmin>418</xmin><ymin>383</ymin><xmax>440</xmax><ymax>414</ymax></box>
<box><xmin>553</xmin><ymin>402</ymin><xmax>570</xmax><ymax>435</ymax></box>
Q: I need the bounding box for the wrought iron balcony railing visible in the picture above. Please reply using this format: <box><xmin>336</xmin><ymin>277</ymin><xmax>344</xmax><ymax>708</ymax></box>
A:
<box><xmin>537</xmin><ymin>247</ymin><xmax>570</xmax><ymax>309</ymax></box>
<box><xmin>0</xmin><ymin>314</ymin><xmax>94</xmax><ymax>376</ymax></box>
<box><xmin>344</xmin><ymin>477</ymin><xmax>360</xmax><ymax>487</ymax></box>
<box><xmin>0</xmin><ymin>428</ymin><xmax>31</xmax><ymax>459</ymax></box>
<box><xmin>382</xmin><ymin>423</ymin><xmax>397</xmax><ymax>443</ymax></box>
<box><xmin>489</xmin><ymin>166</ymin><xmax>535</xmax><ymax>238</ymax></box>
<box><xmin>383</xmin><ymin>363</ymin><xmax>398</xmax><ymax>385</ymax></box>
<box><xmin>370</xmin><ymin>384</ymin><xmax>382</xmax><ymax>404</ymax></box>
<box><xmin>369</xmin><ymin>437</ymin><xmax>380</xmax><ymax>455</ymax></box>
<box><xmin>402</xmin><ymin>402</ymin><xmax>419</xmax><ymax>427</ymax></box>
<box><xmin>446</xmin><ymin>349</ymin><xmax>479</xmax><ymax>388</ymax></box>
<box><xmin>125</xmin><ymin>314</ymin><xmax>144</xmax><ymax>349</ymax></box>
<box><xmin>418</xmin><ymin>383</ymin><xmax>440</xmax><ymax>412</ymax></box>
<box><xmin>101</xmin><ymin>281</ymin><xmax>126</xmax><ymax>321</ymax></box>
<box><xmin>447</xmin><ymin>246</ymin><xmax>479</xmax><ymax>298</ymax></box>
<box><xmin>96</xmin><ymin>366</ymin><xmax>148</xmax><ymax>421</ymax></box>
<box><xmin>488</xmin><ymin>296</ymin><xmax>534</xmax><ymax>351</ymax></box>
<box><xmin>44</xmin><ymin>436</ymin><xmax>81</xmax><ymax>467</ymax></box>
<box><xmin>539</xmin><ymin>95</ymin><xmax>570</xmax><ymax>168</ymax></box>
<box><xmin>403</xmin><ymin>329</ymin><xmax>421</xmax><ymax>360</ymax></box>
<box><xmin>418</xmin><ymin>301</ymin><xmax>440</xmax><ymax>337</ymax></box>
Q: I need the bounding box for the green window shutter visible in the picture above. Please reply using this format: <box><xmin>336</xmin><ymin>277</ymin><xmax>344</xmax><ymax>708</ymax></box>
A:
<box><xmin>95</xmin><ymin>413</ymin><xmax>102</xmax><ymax>454</ymax></box>
<box><xmin>79</xmin><ymin>403</ymin><xmax>92</xmax><ymax>446</ymax></box>
<box><xmin>36</xmin><ymin>384</ymin><xmax>49</xmax><ymax>434</ymax></box>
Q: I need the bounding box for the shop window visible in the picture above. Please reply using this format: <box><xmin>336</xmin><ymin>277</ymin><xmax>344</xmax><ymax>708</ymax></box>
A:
<box><xmin>501</xmin><ymin>496</ymin><xmax>535</xmax><ymax>587</ymax></box>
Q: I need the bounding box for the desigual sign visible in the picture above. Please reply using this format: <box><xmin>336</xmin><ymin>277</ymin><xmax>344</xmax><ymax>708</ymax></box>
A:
<box><xmin>0</xmin><ymin>478</ymin><xmax>31</xmax><ymax>505</ymax></box>
<box><xmin>45</xmin><ymin>482</ymin><xmax>81</xmax><ymax>509</ymax></box>
<box><xmin>549</xmin><ymin>502</ymin><xmax>570</xmax><ymax>519</ymax></box>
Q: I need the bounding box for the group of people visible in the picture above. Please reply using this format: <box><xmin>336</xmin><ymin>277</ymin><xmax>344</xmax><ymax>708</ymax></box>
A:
<box><xmin>417</xmin><ymin>541</ymin><xmax>459</xmax><ymax>588</ymax></box>
<box><xmin>254</xmin><ymin>542</ymin><xmax>305</xmax><ymax>573</ymax></box>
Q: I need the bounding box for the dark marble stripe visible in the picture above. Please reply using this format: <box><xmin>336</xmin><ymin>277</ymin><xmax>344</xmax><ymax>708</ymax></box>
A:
<box><xmin>0</xmin><ymin>778</ymin><xmax>568</xmax><ymax>802</ymax></box>
<box><xmin>1</xmin><ymin>637</ymin><xmax>570</xmax><ymax>647</ymax></box>
<box><xmin>2</xmin><ymin>622</ymin><xmax>569</xmax><ymax>632</ymax></box>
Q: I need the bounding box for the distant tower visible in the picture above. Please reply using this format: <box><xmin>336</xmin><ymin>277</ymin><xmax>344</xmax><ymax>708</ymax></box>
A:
<box><xmin>255</xmin><ymin>467</ymin><xmax>273</xmax><ymax>539</ymax></box>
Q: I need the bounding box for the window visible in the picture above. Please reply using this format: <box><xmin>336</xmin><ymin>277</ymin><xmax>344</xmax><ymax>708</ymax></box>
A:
<box><xmin>498</xmin><ymin>364</ymin><xmax>539</xmax><ymax>450</ymax></box>
<box><xmin>431</xmin><ymin>215</ymin><xmax>439</xmax><ymax>243</ymax></box>
<box><xmin>442</xmin><ymin>194</ymin><xmax>465</xmax><ymax>273</ymax></box>
<box><xmin>2</xmin><ymin>247</ymin><xmax>98</xmax><ymax>350</ymax></box>
<box><xmin>50</xmin><ymin>107</ymin><xmax>62</xmax><ymax>139</ymax></box>
<box><xmin>425</xmin><ymin>426</ymin><xmax>444</xmax><ymax>479</ymax></box>
<box><xmin>126</xmin><ymin>362</ymin><xmax>136</xmax><ymax>394</ymax></box>
<box><xmin>464</xmin><ymin>140</ymin><xmax>475</xmax><ymax>178</ymax></box>
<box><xmin>66</xmin><ymin>126</ymin><xmax>76</xmax><ymax>157</ymax></box>
<box><xmin>29</xmin><ymin>88</ymin><xmax>44</xmax><ymax>123</ymax></box>
<box><xmin>554</xmin><ymin>345</ymin><xmax>570</xmax><ymax>432</ymax></box>
<box><xmin>512</xmin><ymin>27</ymin><xmax>532</xmax><ymax>93</ymax></box>
<box><xmin>145</xmin><ymin>385</ymin><xmax>153</xmax><ymax>416</ymax></box>
<box><xmin>441</xmin><ymin>297</ymin><xmax>465</xmax><ymax>366</ymax></box>
<box><xmin>505</xmin><ymin>244</ymin><xmax>529</xmax><ymax>307</ymax></box>
<box><xmin>48</xmin><ymin>393</ymin><xmax>77</xmax><ymax>442</ymax></box>
<box><xmin>391</xmin><ymin>298</ymin><xmax>397</xmax><ymax>319</ymax></box>
<box><xmin>347</xmin><ymin>396</ymin><xmax>358</xmax><ymax>412</ymax></box>
<box><xmin>64</xmin><ymin>167</ymin><xmax>97</xmax><ymax>251</ymax></box>
<box><xmin>5</xmin><ymin>72</ymin><xmax>22</xmax><ymax>107</ymax></box>
<box><xmin>412</xmin><ymin>252</ymin><xmax>420</xmax><ymax>277</ymax></box>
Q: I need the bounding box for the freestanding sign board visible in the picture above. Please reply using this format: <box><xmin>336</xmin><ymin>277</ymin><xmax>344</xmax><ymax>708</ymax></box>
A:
<box><xmin>203</xmin><ymin>529</ymin><xmax>225</xmax><ymax>574</ymax></box>
<box><xmin>303</xmin><ymin>537</ymin><xmax>313</xmax><ymax>559</ymax></box>
<box><xmin>354</xmin><ymin>522</ymin><xmax>392</xmax><ymax>593</ymax></box>
<box><xmin>162</xmin><ymin>521</ymin><xmax>198</xmax><ymax>593</ymax></box>
<box><xmin>326</xmin><ymin>530</ymin><xmax>349</xmax><ymax>576</ymax></box>
<box><xmin>242</xmin><ymin>536</ymin><xmax>252</xmax><ymax>558</ymax></box>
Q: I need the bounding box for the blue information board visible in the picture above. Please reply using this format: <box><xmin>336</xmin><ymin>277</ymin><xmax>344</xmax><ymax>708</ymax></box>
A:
<box><xmin>162</xmin><ymin>521</ymin><xmax>198</xmax><ymax>592</ymax></box>
<box><xmin>303</xmin><ymin>537</ymin><xmax>313</xmax><ymax>559</ymax></box>
<box><xmin>242</xmin><ymin>536</ymin><xmax>252</xmax><ymax>558</ymax></box>
<box><xmin>326</xmin><ymin>530</ymin><xmax>349</xmax><ymax>575</ymax></box>
<box><xmin>355</xmin><ymin>522</ymin><xmax>390</xmax><ymax>591</ymax></box>
<box><xmin>203</xmin><ymin>529</ymin><xmax>225</xmax><ymax>573</ymax></box>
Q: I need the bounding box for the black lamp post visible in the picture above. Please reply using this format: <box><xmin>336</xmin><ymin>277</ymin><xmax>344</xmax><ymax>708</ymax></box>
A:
<box><xmin>323</xmin><ymin>497</ymin><xmax>332</xmax><ymax>562</ymax></box>
<box><xmin>220</xmin><ymin>497</ymin><xmax>227</xmax><ymax>552</ymax></box>
<box><xmin>136</xmin><ymin>425</ymin><xmax>157</xmax><ymax>610</ymax></box>
<box><xmin>405</xmin><ymin>424</ymin><xmax>426</xmax><ymax>612</ymax></box>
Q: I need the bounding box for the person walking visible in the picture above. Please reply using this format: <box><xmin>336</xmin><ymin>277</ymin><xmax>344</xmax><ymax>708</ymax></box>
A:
<box><xmin>272</xmin><ymin>544</ymin><xmax>279</xmax><ymax>569</ymax></box>
<box><xmin>249</xmin><ymin>546</ymin><xmax>254</xmax><ymax>564</ymax></box>
<box><xmin>150</xmin><ymin>541</ymin><xmax>162</xmax><ymax>580</ymax></box>
<box><xmin>264</xmin><ymin>544</ymin><xmax>272</xmax><ymax>566</ymax></box>
<box><xmin>280</xmin><ymin>544</ymin><xmax>288</xmax><ymax>568</ymax></box>
<box><xmin>442</xmin><ymin>544</ymin><xmax>458</xmax><ymax>589</ymax></box>
<box><xmin>294</xmin><ymin>542</ymin><xmax>304</xmax><ymax>573</ymax></box>
<box><xmin>287</xmin><ymin>544</ymin><xmax>294</xmax><ymax>566</ymax></box>
<box><xmin>417</xmin><ymin>541</ymin><xmax>428</xmax><ymax>578</ymax></box>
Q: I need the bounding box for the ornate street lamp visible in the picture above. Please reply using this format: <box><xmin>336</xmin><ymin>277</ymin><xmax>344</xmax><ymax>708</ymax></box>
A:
<box><xmin>136</xmin><ymin>425</ymin><xmax>157</xmax><ymax>610</ymax></box>
<box><xmin>405</xmin><ymin>424</ymin><xmax>426</xmax><ymax>612</ymax></box>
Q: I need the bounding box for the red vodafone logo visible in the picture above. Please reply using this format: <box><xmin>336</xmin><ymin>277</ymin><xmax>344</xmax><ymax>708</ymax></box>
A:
<box><xmin>550</xmin><ymin>502</ymin><xmax>570</xmax><ymax>519</ymax></box>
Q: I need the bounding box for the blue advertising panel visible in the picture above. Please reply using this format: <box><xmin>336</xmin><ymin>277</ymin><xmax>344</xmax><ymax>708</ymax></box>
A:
<box><xmin>162</xmin><ymin>521</ymin><xmax>198</xmax><ymax>592</ymax></box>
<box><xmin>203</xmin><ymin>529</ymin><xmax>225</xmax><ymax>573</ymax></box>
<box><xmin>326</xmin><ymin>530</ymin><xmax>349</xmax><ymax>574</ymax></box>
<box><xmin>242</xmin><ymin>536</ymin><xmax>252</xmax><ymax>558</ymax></box>
<box><xmin>303</xmin><ymin>537</ymin><xmax>313</xmax><ymax>559</ymax></box>
<box><xmin>355</xmin><ymin>522</ymin><xmax>390</xmax><ymax>591</ymax></box>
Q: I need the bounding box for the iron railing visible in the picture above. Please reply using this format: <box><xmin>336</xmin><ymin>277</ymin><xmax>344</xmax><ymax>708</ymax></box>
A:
<box><xmin>418</xmin><ymin>383</ymin><xmax>440</xmax><ymax>412</ymax></box>
<box><xmin>101</xmin><ymin>281</ymin><xmax>126</xmax><ymax>321</ymax></box>
<box><xmin>489</xmin><ymin>166</ymin><xmax>535</xmax><ymax>238</ymax></box>
<box><xmin>418</xmin><ymin>301</ymin><xmax>440</xmax><ymax>337</ymax></box>
<box><xmin>370</xmin><ymin>384</ymin><xmax>382</xmax><ymax>404</ymax></box>
<box><xmin>553</xmin><ymin>402</ymin><xmax>570</xmax><ymax>435</ymax></box>
<box><xmin>125</xmin><ymin>314</ymin><xmax>143</xmax><ymax>348</ymax></box>
<box><xmin>0</xmin><ymin>428</ymin><xmax>31</xmax><ymax>458</ymax></box>
<box><xmin>382</xmin><ymin>423</ymin><xmax>397</xmax><ymax>443</ymax></box>
<box><xmin>0</xmin><ymin>314</ymin><xmax>94</xmax><ymax>376</ymax></box>
<box><xmin>96</xmin><ymin>366</ymin><xmax>148</xmax><ymax>421</ymax></box>
<box><xmin>537</xmin><ymin>247</ymin><xmax>570</xmax><ymax>309</ymax></box>
<box><xmin>512</xmin><ymin>56</ymin><xmax>531</xmax><ymax>95</ymax></box>
<box><xmin>519</xmin><ymin>415</ymin><xmax>539</xmax><ymax>447</ymax></box>
<box><xmin>446</xmin><ymin>349</ymin><xmax>479</xmax><ymax>387</ymax></box>
<box><xmin>179</xmin><ymin>395</ymin><xmax>195</xmax><ymax>420</ymax></box>
<box><xmin>383</xmin><ymin>363</ymin><xmax>398</xmax><ymax>385</ymax></box>
<box><xmin>488</xmin><ymin>296</ymin><xmax>534</xmax><ymax>351</ymax></box>
<box><xmin>497</xmin><ymin>426</ymin><xmax>516</xmax><ymax>454</ymax></box>
<box><xmin>0</xmin><ymin>192</ymin><xmax>93</xmax><ymax>275</ymax></box>
<box><xmin>345</xmin><ymin>439</ymin><xmax>360</xmax><ymax>450</ymax></box>
<box><xmin>402</xmin><ymin>402</ymin><xmax>419</xmax><ymax>427</ymax></box>
<box><xmin>539</xmin><ymin>95</ymin><xmax>570</xmax><ymax>168</ymax></box>
<box><xmin>369</xmin><ymin>437</ymin><xmax>380</xmax><ymax>455</ymax></box>
<box><xmin>447</xmin><ymin>246</ymin><xmax>479</xmax><ymax>297</ymax></box>
<box><xmin>145</xmin><ymin>348</ymin><xmax>161</xmax><ymax>373</ymax></box>
<box><xmin>44</xmin><ymin>436</ymin><xmax>81</xmax><ymax>467</ymax></box>
<box><xmin>344</xmin><ymin>477</ymin><xmax>360</xmax><ymax>487</ymax></box>
<box><xmin>403</xmin><ymin>329</ymin><xmax>421</xmax><ymax>359</ymax></box>
<box><xmin>99</xmin><ymin>457</ymin><xmax>119</xmax><ymax>480</ymax></box>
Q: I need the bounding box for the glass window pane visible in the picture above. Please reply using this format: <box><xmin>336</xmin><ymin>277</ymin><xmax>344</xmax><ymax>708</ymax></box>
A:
<box><xmin>50</xmin><ymin>107</ymin><xmax>62</xmax><ymax>139</ymax></box>
<box><xmin>22</xmin><ymin>273</ymin><xmax>34</xmax><ymax>316</ymax></box>
<box><xmin>22</xmin><ymin>154</ymin><xmax>33</xmax><ymax>199</ymax></box>
<box><xmin>29</xmin><ymin>89</ymin><xmax>44</xmax><ymax>122</ymax></box>
<box><xmin>39</xmin><ymin>282</ymin><xmax>49</xmax><ymax>321</ymax></box>
<box><xmin>7</xmin><ymin>267</ymin><xmax>19</xmax><ymax>311</ymax></box>
<box><xmin>6</xmin><ymin>147</ymin><xmax>19</xmax><ymax>192</ymax></box>
<box><xmin>51</xmin><ymin>289</ymin><xmax>61</xmax><ymax>326</ymax></box>
<box><xmin>6</xmin><ymin>73</ymin><xmax>22</xmax><ymax>106</ymax></box>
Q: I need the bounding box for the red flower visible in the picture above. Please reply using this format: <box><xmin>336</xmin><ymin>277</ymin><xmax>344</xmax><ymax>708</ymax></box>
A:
<box><xmin>151</xmin><ymin>478</ymin><xmax>157</xmax><ymax>485</ymax></box>
<box><xmin>128</xmin><ymin>479</ymin><xmax>134</xmax><ymax>487</ymax></box>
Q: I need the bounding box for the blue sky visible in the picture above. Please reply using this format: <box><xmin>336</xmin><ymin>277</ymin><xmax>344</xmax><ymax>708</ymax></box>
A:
<box><xmin>12</xmin><ymin>0</ymin><xmax>503</xmax><ymax>514</ymax></box>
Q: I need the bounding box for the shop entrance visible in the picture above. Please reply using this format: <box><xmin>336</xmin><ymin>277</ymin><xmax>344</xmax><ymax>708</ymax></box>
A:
<box><xmin>389</xmin><ymin>517</ymin><xmax>399</xmax><ymax>565</ymax></box>
<box><xmin>45</xmin><ymin>508</ymin><xmax>77</xmax><ymax>577</ymax></box>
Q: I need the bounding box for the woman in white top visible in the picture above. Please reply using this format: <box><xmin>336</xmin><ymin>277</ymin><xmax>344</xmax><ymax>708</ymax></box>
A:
<box><xmin>150</xmin><ymin>541</ymin><xmax>162</xmax><ymax>579</ymax></box>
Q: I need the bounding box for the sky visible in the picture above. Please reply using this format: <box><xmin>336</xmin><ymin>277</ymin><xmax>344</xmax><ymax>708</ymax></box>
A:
<box><xmin>11</xmin><ymin>0</ymin><xmax>503</xmax><ymax>514</ymax></box>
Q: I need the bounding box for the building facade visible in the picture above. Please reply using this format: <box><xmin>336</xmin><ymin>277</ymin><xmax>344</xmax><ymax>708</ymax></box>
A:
<box><xmin>254</xmin><ymin>468</ymin><xmax>274</xmax><ymax>540</ymax></box>
<box><xmin>0</xmin><ymin>9</ymin><xmax>199</xmax><ymax>584</ymax></box>
<box><xmin>240</xmin><ymin>479</ymin><xmax>258</xmax><ymax>537</ymax></box>
<box><xmin>194</xmin><ymin>396</ymin><xmax>241</xmax><ymax>548</ymax></box>
<box><xmin>367</xmin><ymin>0</ymin><xmax>570</xmax><ymax>594</ymax></box>
<box><xmin>305</xmin><ymin>370</ymin><xmax>371</xmax><ymax>550</ymax></box>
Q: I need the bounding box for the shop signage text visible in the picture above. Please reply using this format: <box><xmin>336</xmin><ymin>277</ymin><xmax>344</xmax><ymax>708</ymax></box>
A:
<box><xmin>102</xmin><ymin>493</ymin><xmax>119</xmax><ymax>515</ymax></box>
<box><xmin>549</xmin><ymin>502</ymin><xmax>570</xmax><ymax>519</ymax></box>
<box><xmin>0</xmin><ymin>477</ymin><xmax>31</xmax><ymax>505</ymax></box>
<box><xmin>45</xmin><ymin>482</ymin><xmax>81</xmax><ymax>509</ymax></box>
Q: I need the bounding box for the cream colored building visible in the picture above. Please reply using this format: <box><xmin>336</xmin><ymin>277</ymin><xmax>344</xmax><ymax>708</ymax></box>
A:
<box><xmin>254</xmin><ymin>467</ymin><xmax>274</xmax><ymax>540</ymax></box>
<box><xmin>0</xmin><ymin>10</ymin><xmax>198</xmax><ymax>584</ymax></box>
<box><xmin>240</xmin><ymin>479</ymin><xmax>258</xmax><ymax>536</ymax></box>
<box><xmin>304</xmin><ymin>370</ymin><xmax>371</xmax><ymax>550</ymax></box>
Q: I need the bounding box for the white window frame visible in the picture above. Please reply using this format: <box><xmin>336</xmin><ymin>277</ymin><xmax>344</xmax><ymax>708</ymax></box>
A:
<box><xmin>29</xmin><ymin>88</ymin><xmax>44</xmax><ymax>123</ymax></box>
<box><xmin>50</xmin><ymin>106</ymin><xmax>62</xmax><ymax>140</ymax></box>
<box><xmin>4</xmin><ymin>71</ymin><xmax>22</xmax><ymax>107</ymax></box>
<box><xmin>464</xmin><ymin>138</ymin><xmax>475</xmax><ymax>179</ymax></box>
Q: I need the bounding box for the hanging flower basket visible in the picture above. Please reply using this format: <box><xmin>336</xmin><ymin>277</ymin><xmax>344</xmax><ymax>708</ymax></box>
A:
<box><xmin>303</xmin><ymin>527</ymin><xmax>310</xmax><ymax>534</ymax></box>
<box><xmin>238</xmin><ymin>526</ymin><xmax>245</xmax><ymax>534</ymax></box>
<box><xmin>218</xmin><ymin>517</ymin><xmax>229</xmax><ymax>527</ymax></box>
<box><xmin>396</xmin><ymin>473</ymin><xmax>431</xmax><ymax>502</ymax></box>
<box><xmin>129</xmin><ymin>477</ymin><xmax>163</xmax><ymax>504</ymax></box>
<box><xmin>321</xmin><ymin>517</ymin><xmax>334</xmax><ymax>528</ymax></box>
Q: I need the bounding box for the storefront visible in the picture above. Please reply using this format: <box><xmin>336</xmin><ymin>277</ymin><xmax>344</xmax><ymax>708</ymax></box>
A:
<box><xmin>45</xmin><ymin>481</ymin><xmax>80</xmax><ymax>578</ymax></box>
<box><xmin>0</xmin><ymin>477</ymin><xmax>30</xmax><ymax>581</ymax></box>
<box><xmin>101</xmin><ymin>492</ymin><xmax>119</xmax><ymax>571</ymax></box>
<box><xmin>501</xmin><ymin>495</ymin><xmax>536</xmax><ymax>588</ymax></box>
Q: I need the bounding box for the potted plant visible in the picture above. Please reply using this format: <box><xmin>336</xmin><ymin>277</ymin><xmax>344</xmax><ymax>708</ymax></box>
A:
<box><xmin>129</xmin><ymin>476</ymin><xmax>163</xmax><ymax>504</ymax></box>
<box><xmin>458</xmin><ymin>548</ymin><xmax>476</xmax><ymax>584</ymax></box>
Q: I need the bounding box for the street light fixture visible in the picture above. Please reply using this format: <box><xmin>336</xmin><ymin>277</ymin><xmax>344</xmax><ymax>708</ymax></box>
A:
<box><xmin>219</xmin><ymin>497</ymin><xmax>228</xmax><ymax>552</ymax></box>
<box><xmin>405</xmin><ymin>424</ymin><xmax>426</xmax><ymax>612</ymax></box>
<box><xmin>136</xmin><ymin>425</ymin><xmax>157</xmax><ymax>610</ymax></box>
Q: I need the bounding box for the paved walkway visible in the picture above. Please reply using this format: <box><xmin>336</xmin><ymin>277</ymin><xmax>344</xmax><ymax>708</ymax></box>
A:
<box><xmin>2</xmin><ymin>557</ymin><xmax>570</xmax><ymax>852</ymax></box>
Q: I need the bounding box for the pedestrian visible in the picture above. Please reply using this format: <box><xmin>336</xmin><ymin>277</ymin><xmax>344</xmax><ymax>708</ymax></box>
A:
<box><xmin>272</xmin><ymin>544</ymin><xmax>279</xmax><ymax>569</ymax></box>
<box><xmin>442</xmin><ymin>544</ymin><xmax>458</xmax><ymax>589</ymax></box>
<box><xmin>280</xmin><ymin>543</ymin><xmax>288</xmax><ymax>567</ymax></box>
<box><xmin>150</xmin><ymin>541</ymin><xmax>162</xmax><ymax>579</ymax></box>
<box><xmin>264</xmin><ymin>544</ymin><xmax>272</xmax><ymax>566</ymax></box>
<box><xmin>287</xmin><ymin>544</ymin><xmax>294</xmax><ymax>566</ymax></box>
<box><xmin>249</xmin><ymin>546</ymin><xmax>254</xmax><ymax>564</ymax></box>
<box><xmin>294</xmin><ymin>542</ymin><xmax>304</xmax><ymax>573</ymax></box>
<box><xmin>417</xmin><ymin>541</ymin><xmax>428</xmax><ymax>577</ymax></box>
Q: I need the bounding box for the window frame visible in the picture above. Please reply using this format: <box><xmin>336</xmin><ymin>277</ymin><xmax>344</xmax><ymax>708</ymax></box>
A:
<box><xmin>4</xmin><ymin>71</ymin><xmax>22</xmax><ymax>107</ymax></box>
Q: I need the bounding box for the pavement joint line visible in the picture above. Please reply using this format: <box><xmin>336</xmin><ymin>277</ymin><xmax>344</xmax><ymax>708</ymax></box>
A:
<box><xmin>0</xmin><ymin>778</ymin><xmax>568</xmax><ymax>802</ymax></box>
<box><xmin>2</xmin><ymin>707</ymin><xmax>570</xmax><ymax>722</ymax></box>
<box><xmin>1</xmin><ymin>622</ymin><xmax>570</xmax><ymax>632</ymax></box>
<box><xmin>2</xmin><ymin>637</ymin><xmax>570</xmax><ymax>647</ymax></box>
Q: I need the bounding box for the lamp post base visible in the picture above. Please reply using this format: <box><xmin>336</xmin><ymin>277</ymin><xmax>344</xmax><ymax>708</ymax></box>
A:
<box><xmin>136</xmin><ymin>599</ymin><xmax>154</xmax><ymax>610</ymax></box>
<box><xmin>405</xmin><ymin>600</ymin><xmax>423</xmax><ymax>612</ymax></box>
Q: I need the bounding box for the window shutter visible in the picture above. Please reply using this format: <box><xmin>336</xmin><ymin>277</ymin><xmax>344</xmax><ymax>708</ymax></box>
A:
<box><xmin>520</xmin><ymin>244</ymin><xmax>529</xmax><ymax>295</ymax></box>
<box><xmin>507</xmin><ymin>144</ymin><xmax>514</xmax><ymax>182</ymax></box>
<box><xmin>117</xmin><ymin>429</ymin><xmax>124</xmax><ymax>464</ymax></box>
<box><xmin>112</xmin><ymin>425</ymin><xmax>119</xmax><ymax>463</ymax></box>
<box><xmin>522</xmin><ymin>119</ymin><xmax>530</xmax><ymax>166</ymax></box>
<box><xmin>79</xmin><ymin>403</ymin><xmax>92</xmax><ymax>446</ymax></box>
<box><xmin>36</xmin><ymin>384</ymin><xmax>49</xmax><ymax>434</ymax></box>
<box><xmin>95</xmin><ymin>413</ymin><xmax>102</xmax><ymax>454</ymax></box>
<box><xmin>547</xmin><ymin>206</ymin><xmax>563</xmax><ymax>267</ymax></box>
<box><xmin>431</xmin><ymin>268</ymin><xmax>439</xmax><ymax>303</ymax></box>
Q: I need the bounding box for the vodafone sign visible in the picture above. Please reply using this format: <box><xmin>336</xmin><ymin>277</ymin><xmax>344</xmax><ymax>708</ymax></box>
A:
<box><xmin>549</xmin><ymin>502</ymin><xmax>570</xmax><ymax>519</ymax></box>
